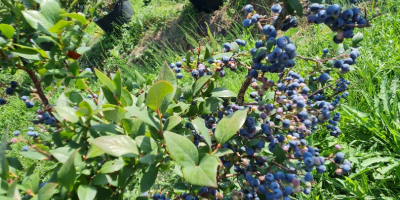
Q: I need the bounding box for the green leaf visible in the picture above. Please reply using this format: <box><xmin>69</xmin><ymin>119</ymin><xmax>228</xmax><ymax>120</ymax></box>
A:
<box><xmin>100</xmin><ymin>159</ymin><xmax>125</xmax><ymax>174</ymax></box>
<box><xmin>272</xmin><ymin>145</ymin><xmax>286</xmax><ymax>164</ymax></box>
<box><xmin>121</xmin><ymin>88</ymin><xmax>134</xmax><ymax>107</ymax></box>
<box><xmin>286</xmin><ymin>0</ymin><xmax>303</xmax><ymax>17</ymax></box>
<box><xmin>102</xmin><ymin>104</ymin><xmax>125</xmax><ymax>123</ymax></box>
<box><xmin>40</xmin><ymin>0</ymin><xmax>62</xmax><ymax>24</ymax></box>
<box><xmin>140</xmin><ymin>164</ymin><xmax>158</xmax><ymax>192</ymax></box>
<box><xmin>352</xmin><ymin>33</ymin><xmax>364</xmax><ymax>47</ymax></box>
<box><xmin>253</xmin><ymin>47</ymin><xmax>267</xmax><ymax>59</ymax></box>
<box><xmin>54</xmin><ymin>105</ymin><xmax>79</xmax><ymax>123</ymax></box>
<box><xmin>163</xmin><ymin>116</ymin><xmax>182</xmax><ymax>131</ymax></box>
<box><xmin>138</xmin><ymin>148</ymin><xmax>158</xmax><ymax>164</ymax></box>
<box><xmin>164</xmin><ymin>131</ymin><xmax>198</xmax><ymax>167</ymax></box>
<box><xmin>50</xmin><ymin>147</ymin><xmax>75</xmax><ymax>163</ymax></box>
<box><xmin>22</xmin><ymin>10</ymin><xmax>53</xmax><ymax>35</ymax></box>
<box><xmin>192</xmin><ymin>75</ymin><xmax>211</xmax><ymax>96</ymax></box>
<box><xmin>76</xmin><ymin>101</ymin><xmax>93</xmax><ymax>117</ymax></box>
<box><xmin>12</xmin><ymin>48</ymin><xmax>43</xmax><ymax>60</ymax></box>
<box><xmin>213</xmin><ymin>148</ymin><xmax>234</xmax><ymax>157</ymax></box>
<box><xmin>77</xmin><ymin>185</ymin><xmax>97</xmax><ymax>200</ymax></box>
<box><xmin>0</xmin><ymin>37</ymin><xmax>7</xmax><ymax>45</ymax></box>
<box><xmin>20</xmin><ymin>151</ymin><xmax>48</xmax><ymax>160</ymax></box>
<box><xmin>91</xmin><ymin>135</ymin><xmax>139</xmax><ymax>157</ymax></box>
<box><xmin>135</xmin><ymin>136</ymin><xmax>157</xmax><ymax>153</ymax></box>
<box><xmin>60</xmin><ymin>13</ymin><xmax>87</xmax><ymax>24</ymax></box>
<box><xmin>145</xmin><ymin>81</ymin><xmax>174</xmax><ymax>112</ymax></box>
<box><xmin>215</xmin><ymin>109</ymin><xmax>248</xmax><ymax>144</ymax></box>
<box><xmin>213</xmin><ymin>52</ymin><xmax>233</xmax><ymax>60</ymax></box>
<box><xmin>199</xmin><ymin>97</ymin><xmax>222</xmax><ymax>114</ymax></box>
<box><xmin>7</xmin><ymin>177</ymin><xmax>21</xmax><ymax>200</ymax></box>
<box><xmin>48</xmin><ymin>20</ymin><xmax>73</xmax><ymax>33</ymax></box>
<box><xmin>121</xmin><ymin>118</ymin><xmax>146</xmax><ymax>138</ymax></box>
<box><xmin>157</xmin><ymin>63</ymin><xmax>177</xmax><ymax>114</ymax></box>
<box><xmin>192</xmin><ymin>118</ymin><xmax>212</xmax><ymax>148</ymax></box>
<box><xmin>57</xmin><ymin>149</ymin><xmax>78</xmax><ymax>191</ymax></box>
<box><xmin>0</xmin><ymin>131</ymin><xmax>8</xmax><ymax>179</ymax></box>
<box><xmin>211</xmin><ymin>87</ymin><xmax>237</xmax><ymax>98</ymax></box>
<box><xmin>205</xmin><ymin>22</ymin><xmax>218</xmax><ymax>51</ymax></box>
<box><xmin>230</xmin><ymin>42</ymin><xmax>240</xmax><ymax>53</ymax></box>
<box><xmin>183</xmin><ymin>85</ymin><xmax>193</xmax><ymax>100</ymax></box>
<box><xmin>94</xmin><ymin>69</ymin><xmax>116</xmax><ymax>95</ymax></box>
<box><xmin>86</xmin><ymin>145</ymin><xmax>104</xmax><ymax>159</ymax></box>
<box><xmin>361</xmin><ymin>157</ymin><xmax>392</xmax><ymax>167</ymax></box>
<box><xmin>0</xmin><ymin>24</ymin><xmax>15</xmax><ymax>39</ymax></box>
<box><xmin>22</xmin><ymin>172</ymin><xmax>39</xmax><ymax>193</ymax></box>
<box><xmin>113</xmin><ymin>69</ymin><xmax>122</xmax><ymax>101</ymax></box>
<box><xmin>37</xmin><ymin>182</ymin><xmax>58</xmax><ymax>200</ymax></box>
<box><xmin>125</xmin><ymin>106</ymin><xmax>160</xmax><ymax>130</ymax></box>
<box><xmin>167</xmin><ymin>102</ymin><xmax>190</xmax><ymax>115</ymax></box>
<box><xmin>182</xmin><ymin>155</ymin><xmax>219</xmax><ymax>187</ymax></box>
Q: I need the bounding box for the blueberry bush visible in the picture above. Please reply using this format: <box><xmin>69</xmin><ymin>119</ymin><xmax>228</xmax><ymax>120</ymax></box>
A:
<box><xmin>0</xmin><ymin>0</ymin><xmax>375</xmax><ymax>199</ymax></box>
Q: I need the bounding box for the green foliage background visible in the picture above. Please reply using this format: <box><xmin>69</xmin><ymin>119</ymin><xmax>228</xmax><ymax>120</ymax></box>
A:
<box><xmin>1</xmin><ymin>0</ymin><xmax>400</xmax><ymax>199</ymax></box>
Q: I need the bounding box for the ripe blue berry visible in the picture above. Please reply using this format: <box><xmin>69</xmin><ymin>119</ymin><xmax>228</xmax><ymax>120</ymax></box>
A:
<box><xmin>176</xmin><ymin>73</ymin><xmax>183</xmax><ymax>79</ymax></box>
<box><xmin>304</xmin><ymin>172</ymin><xmax>313</xmax><ymax>181</ymax></box>
<box><xmin>0</xmin><ymin>98</ymin><xmax>6</xmax><ymax>105</ymax></box>
<box><xmin>5</xmin><ymin>88</ymin><xmax>14</xmax><ymax>95</ymax></box>
<box><xmin>25</xmin><ymin>101</ymin><xmax>34</xmax><ymax>108</ymax></box>
<box><xmin>22</xmin><ymin>146</ymin><xmax>29</xmax><ymax>152</ymax></box>
<box><xmin>271</xmin><ymin>4</ymin><xmax>282</xmax><ymax>13</ymax></box>
<box><xmin>243</xmin><ymin>19</ymin><xmax>252</xmax><ymax>28</ymax></box>
<box><xmin>323</xmin><ymin>48</ymin><xmax>329</xmax><ymax>54</ymax></box>
<box><xmin>318</xmin><ymin>73</ymin><xmax>330</xmax><ymax>82</ymax></box>
<box><xmin>244</xmin><ymin>5</ymin><xmax>254</xmax><ymax>13</ymax></box>
<box><xmin>10</xmin><ymin>81</ymin><xmax>18</xmax><ymax>88</ymax></box>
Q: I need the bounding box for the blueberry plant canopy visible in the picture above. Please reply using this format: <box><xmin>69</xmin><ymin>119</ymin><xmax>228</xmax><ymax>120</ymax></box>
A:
<box><xmin>0</xmin><ymin>0</ymin><xmax>373</xmax><ymax>199</ymax></box>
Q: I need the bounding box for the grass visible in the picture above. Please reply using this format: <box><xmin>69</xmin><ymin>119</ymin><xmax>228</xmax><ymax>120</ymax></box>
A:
<box><xmin>2</xmin><ymin>0</ymin><xmax>400</xmax><ymax>198</ymax></box>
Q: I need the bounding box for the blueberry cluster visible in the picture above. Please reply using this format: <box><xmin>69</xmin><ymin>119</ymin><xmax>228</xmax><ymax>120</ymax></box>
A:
<box><xmin>334</xmin><ymin>49</ymin><xmax>360</xmax><ymax>74</ymax></box>
<box><xmin>334</xmin><ymin>152</ymin><xmax>352</xmax><ymax>175</ymax></box>
<box><xmin>152</xmin><ymin>193</ymin><xmax>171</xmax><ymax>200</ymax></box>
<box><xmin>170</xmin><ymin>59</ymin><xmax>213</xmax><ymax>80</ymax></box>
<box><xmin>243</xmin><ymin>4</ymin><xmax>297</xmax><ymax>32</ymax></box>
<box><xmin>34</xmin><ymin>109</ymin><xmax>56</xmax><ymax>125</ymax></box>
<box><xmin>307</xmin><ymin>4</ymin><xmax>366</xmax><ymax>43</ymax></box>
<box><xmin>0</xmin><ymin>81</ymin><xmax>20</xmax><ymax>106</ymax></box>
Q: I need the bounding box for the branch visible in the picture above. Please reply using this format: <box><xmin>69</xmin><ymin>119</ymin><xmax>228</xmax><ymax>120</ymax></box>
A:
<box><xmin>308</xmin><ymin>79</ymin><xmax>340</xmax><ymax>97</ymax></box>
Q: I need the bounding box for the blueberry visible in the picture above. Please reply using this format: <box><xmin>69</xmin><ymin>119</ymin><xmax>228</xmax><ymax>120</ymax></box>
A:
<box><xmin>176</xmin><ymin>61</ymin><xmax>183</xmax><ymax>68</ymax></box>
<box><xmin>223</xmin><ymin>43</ymin><xmax>232</xmax><ymax>51</ymax></box>
<box><xmin>46</xmin><ymin>117</ymin><xmax>56</xmax><ymax>125</ymax></box>
<box><xmin>284</xmin><ymin>186</ymin><xmax>294</xmax><ymax>195</ymax></box>
<box><xmin>21</xmin><ymin>96</ymin><xmax>29</xmax><ymax>101</ymax></box>
<box><xmin>250</xmin><ymin>69</ymin><xmax>258</xmax><ymax>78</ymax></box>
<box><xmin>323</xmin><ymin>48</ymin><xmax>329</xmax><ymax>54</ymax></box>
<box><xmin>22</xmin><ymin>146</ymin><xmax>29</xmax><ymax>152</ymax></box>
<box><xmin>5</xmin><ymin>87</ymin><xmax>14</xmax><ymax>95</ymax></box>
<box><xmin>342</xmin><ymin>9</ymin><xmax>354</xmax><ymax>20</ymax></box>
<box><xmin>25</xmin><ymin>101</ymin><xmax>34</xmax><ymax>108</ymax></box>
<box><xmin>243</xmin><ymin>19</ymin><xmax>252</xmax><ymax>28</ymax></box>
<box><xmin>13</xmin><ymin>131</ymin><xmax>20</xmax><ymax>136</ymax></box>
<box><xmin>10</xmin><ymin>81</ymin><xmax>18</xmax><ymax>88</ymax></box>
<box><xmin>176</xmin><ymin>73</ymin><xmax>183</xmax><ymax>79</ymax></box>
<box><xmin>271</xmin><ymin>4</ymin><xmax>282</xmax><ymax>13</ymax></box>
<box><xmin>244</xmin><ymin>4</ymin><xmax>254</xmax><ymax>13</ymax></box>
<box><xmin>304</xmin><ymin>172</ymin><xmax>313</xmax><ymax>181</ymax></box>
<box><xmin>276</xmin><ymin>37</ymin><xmax>289</xmax><ymax>48</ymax></box>
<box><xmin>0</xmin><ymin>98</ymin><xmax>6</xmax><ymax>105</ymax></box>
<box><xmin>318</xmin><ymin>73</ymin><xmax>330</xmax><ymax>82</ymax></box>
